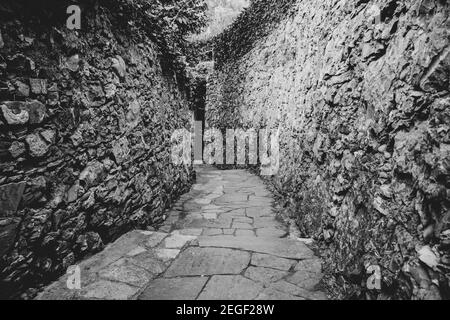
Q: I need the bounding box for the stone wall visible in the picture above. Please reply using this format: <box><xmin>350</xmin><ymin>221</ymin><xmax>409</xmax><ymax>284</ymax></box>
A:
<box><xmin>207</xmin><ymin>0</ymin><xmax>449</xmax><ymax>299</ymax></box>
<box><xmin>0</xmin><ymin>3</ymin><xmax>194</xmax><ymax>298</ymax></box>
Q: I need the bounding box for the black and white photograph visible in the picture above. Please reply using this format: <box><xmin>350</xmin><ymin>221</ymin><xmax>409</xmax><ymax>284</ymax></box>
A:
<box><xmin>0</xmin><ymin>0</ymin><xmax>449</xmax><ymax>306</ymax></box>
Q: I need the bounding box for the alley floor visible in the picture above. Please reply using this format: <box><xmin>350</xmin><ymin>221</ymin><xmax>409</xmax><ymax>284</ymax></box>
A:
<box><xmin>37</xmin><ymin>166</ymin><xmax>327</xmax><ymax>300</ymax></box>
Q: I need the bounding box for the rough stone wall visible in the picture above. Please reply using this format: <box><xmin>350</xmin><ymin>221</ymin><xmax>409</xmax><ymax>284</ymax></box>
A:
<box><xmin>0</xmin><ymin>5</ymin><xmax>193</xmax><ymax>298</ymax></box>
<box><xmin>207</xmin><ymin>0</ymin><xmax>449</xmax><ymax>299</ymax></box>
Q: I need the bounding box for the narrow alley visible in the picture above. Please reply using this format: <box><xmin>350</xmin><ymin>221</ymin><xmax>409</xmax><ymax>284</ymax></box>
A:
<box><xmin>37</xmin><ymin>166</ymin><xmax>326</xmax><ymax>300</ymax></box>
<box><xmin>1</xmin><ymin>0</ymin><xmax>448</xmax><ymax>302</ymax></box>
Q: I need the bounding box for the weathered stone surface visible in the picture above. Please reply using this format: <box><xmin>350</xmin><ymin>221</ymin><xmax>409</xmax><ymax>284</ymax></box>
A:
<box><xmin>77</xmin><ymin>231</ymin><xmax>145</xmax><ymax>273</ymax></box>
<box><xmin>40</xmin><ymin>129</ymin><xmax>55</xmax><ymax>144</ymax></box>
<box><xmin>14</xmin><ymin>80</ymin><xmax>30</xmax><ymax>97</ymax></box>
<box><xmin>66</xmin><ymin>182</ymin><xmax>79</xmax><ymax>203</ymax></box>
<box><xmin>29</xmin><ymin>78</ymin><xmax>47</xmax><ymax>95</ymax></box>
<box><xmin>7</xmin><ymin>54</ymin><xmax>34</xmax><ymax>72</ymax></box>
<box><xmin>0</xmin><ymin>1</ymin><xmax>195</xmax><ymax>299</ymax></box>
<box><xmin>226</xmin><ymin>209</ymin><xmax>246</xmax><ymax>217</ymax></box>
<box><xmin>295</xmin><ymin>258</ymin><xmax>322</xmax><ymax>273</ymax></box>
<box><xmin>256</xmin><ymin>227</ymin><xmax>287</xmax><ymax>238</ymax></box>
<box><xmin>163</xmin><ymin>233</ymin><xmax>197</xmax><ymax>249</ymax></box>
<box><xmin>215</xmin><ymin>194</ymin><xmax>248</xmax><ymax>203</ymax></box>
<box><xmin>235</xmin><ymin>229</ymin><xmax>255</xmax><ymax>237</ymax></box>
<box><xmin>125</xmin><ymin>100</ymin><xmax>141</xmax><ymax>130</ymax></box>
<box><xmin>256</xmin><ymin>288</ymin><xmax>304</xmax><ymax>300</ymax></box>
<box><xmin>1</xmin><ymin>104</ymin><xmax>28</xmax><ymax>124</ymax></box>
<box><xmin>8</xmin><ymin>141</ymin><xmax>26</xmax><ymax>158</ymax></box>
<box><xmin>66</xmin><ymin>54</ymin><xmax>80</xmax><ymax>72</ymax></box>
<box><xmin>81</xmin><ymin>280</ymin><xmax>139</xmax><ymax>300</ymax></box>
<box><xmin>0</xmin><ymin>218</ymin><xmax>20</xmax><ymax>256</ymax></box>
<box><xmin>197</xmin><ymin>275</ymin><xmax>263</xmax><ymax>300</ymax></box>
<box><xmin>253</xmin><ymin>217</ymin><xmax>283</xmax><ymax>228</ymax></box>
<box><xmin>139</xmin><ymin>277</ymin><xmax>208</xmax><ymax>300</ymax></box>
<box><xmin>418</xmin><ymin>246</ymin><xmax>440</xmax><ymax>269</ymax></box>
<box><xmin>207</xmin><ymin>0</ymin><xmax>450</xmax><ymax>300</ymax></box>
<box><xmin>21</xmin><ymin>176</ymin><xmax>47</xmax><ymax>205</ymax></box>
<box><xmin>36</xmin><ymin>230</ymin><xmax>177</xmax><ymax>300</ymax></box>
<box><xmin>185</xmin><ymin>216</ymin><xmax>232</xmax><ymax>229</ymax></box>
<box><xmin>198</xmin><ymin>236</ymin><xmax>315</xmax><ymax>260</ymax></box>
<box><xmin>165</xmin><ymin>247</ymin><xmax>250</xmax><ymax>277</ymax></box>
<box><xmin>111</xmin><ymin>55</ymin><xmax>126</xmax><ymax>78</ymax></box>
<box><xmin>223</xmin><ymin>228</ymin><xmax>235</xmax><ymax>235</ymax></box>
<box><xmin>79</xmin><ymin>161</ymin><xmax>105</xmax><ymax>188</ymax></box>
<box><xmin>154</xmin><ymin>248</ymin><xmax>180</xmax><ymax>262</ymax></box>
<box><xmin>248</xmin><ymin>196</ymin><xmax>272</xmax><ymax>206</ymax></box>
<box><xmin>285</xmin><ymin>270</ymin><xmax>323</xmax><ymax>291</ymax></box>
<box><xmin>0</xmin><ymin>182</ymin><xmax>26</xmax><ymax>216</ymax></box>
<box><xmin>98</xmin><ymin>258</ymin><xmax>153</xmax><ymax>287</ymax></box>
<box><xmin>244</xmin><ymin>267</ymin><xmax>288</xmax><ymax>285</ymax></box>
<box><xmin>126</xmin><ymin>246</ymin><xmax>147</xmax><ymax>257</ymax></box>
<box><xmin>269</xmin><ymin>280</ymin><xmax>328</xmax><ymax>300</ymax></box>
<box><xmin>26</xmin><ymin>101</ymin><xmax>46</xmax><ymax>124</ymax></box>
<box><xmin>2</xmin><ymin>100</ymin><xmax>46</xmax><ymax>124</ymax></box>
<box><xmin>36</xmin><ymin>167</ymin><xmax>327</xmax><ymax>300</ymax></box>
<box><xmin>35</xmin><ymin>282</ymin><xmax>79</xmax><ymax>300</ymax></box>
<box><xmin>112</xmin><ymin>137</ymin><xmax>130</xmax><ymax>164</ymax></box>
<box><xmin>129</xmin><ymin>251</ymin><xmax>166</xmax><ymax>275</ymax></box>
<box><xmin>202</xmin><ymin>228</ymin><xmax>223</xmax><ymax>236</ymax></box>
<box><xmin>179</xmin><ymin>228</ymin><xmax>203</xmax><ymax>236</ymax></box>
<box><xmin>246</xmin><ymin>207</ymin><xmax>273</xmax><ymax>218</ymax></box>
<box><xmin>195</xmin><ymin>198</ymin><xmax>211</xmax><ymax>205</ymax></box>
<box><xmin>232</xmin><ymin>222</ymin><xmax>253</xmax><ymax>229</ymax></box>
<box><xmin>251</xmin><ymin>253</ymin><xmax>294</xmax><ymax>271</ymax></box>
<box><xmin>143</xmin><ymin>232</ymin><xmax>168</xmax><ymax>248</ymax></box>
<box><xmin>233</xmin><ymin>217</ymin><xmax>253</xmax><ymax>224</ymax></box>
<box><xmin>26</xmin><ymin>133</ymin><xmax>49</xmax><ymax>157</ymax></box>
<box><xmin>202</xmin><ymin>213</ymin><xmax>217</xmax><ymax>220</ymax></box>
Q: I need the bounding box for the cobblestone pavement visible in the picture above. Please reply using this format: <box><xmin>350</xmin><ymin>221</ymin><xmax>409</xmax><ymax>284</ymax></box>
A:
<box><xmin>37</xmin><ymin>166</ymin><xmax>327</xmax><ymax>300</ymax></box>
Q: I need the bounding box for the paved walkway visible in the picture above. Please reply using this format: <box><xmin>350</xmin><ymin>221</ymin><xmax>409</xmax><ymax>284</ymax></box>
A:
<box><xmin>37</xmin><ymin>166</ymin><xmax>327</xmax><ymax>300</ymax></box>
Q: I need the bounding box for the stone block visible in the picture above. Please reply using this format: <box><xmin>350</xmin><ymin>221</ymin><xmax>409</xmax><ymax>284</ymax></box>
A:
<box><xmin>1</xmin><ymin>104</ymin><xmax>28</xmax><ymax>125</ymax></box>
<box><xmin>0</xmin><ymin>182</ymin><xmax>26</xmax><ymax>216</ymax></box>
<box><xmin>0</xmin><ymin>218</ymin><xmax>20</xmax><ymax>256</ymax></box>
<box><xmin>112</xmin><ymin>137</ymin><xmax>130</xmax><ymax>164</ymax></box>
<box><xmin>25</xmin><ymin>133</ymin><xmax>49</xmax><ymax>157</ymax></box>
<box><xmin>197</xmin><ymin>275</ymin><xmax>263</xmax><ymax>300</ymax></box>
<box><xmin>29</xmin><ymin>78</ymin><xmax>47</xmax><ymax>95</ymax></box>
<box><xmin>111</xmin><ymin>55</ymin><xmax>126</xmax><ymax>78</ymax></box>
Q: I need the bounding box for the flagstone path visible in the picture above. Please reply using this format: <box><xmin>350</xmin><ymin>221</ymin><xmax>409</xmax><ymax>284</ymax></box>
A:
<box><xmin>36</xmin><ymin>166</ymin><xmax>327</xmax><ymax>300</ymax></box>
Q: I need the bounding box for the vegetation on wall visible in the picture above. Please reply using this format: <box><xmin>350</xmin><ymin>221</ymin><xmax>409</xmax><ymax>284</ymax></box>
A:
<box><xmin>213</xmin><ymin>0</ymin><xmax>297</xmax><ymax>68</ymax></box>
<box><xmin>0</xmin><ymin>0</ymin><xmax>208</xmax><ymax>89</ymax></box>
<box><xmin>190</xmin><ymin>0</ymin><xmax>250</xmax><ymax>41</ymax></box>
